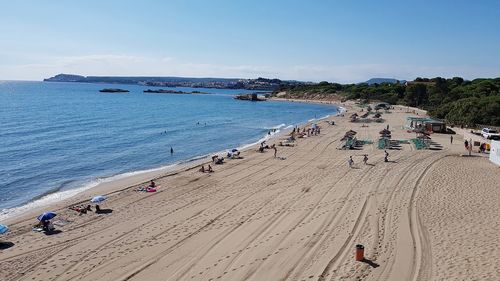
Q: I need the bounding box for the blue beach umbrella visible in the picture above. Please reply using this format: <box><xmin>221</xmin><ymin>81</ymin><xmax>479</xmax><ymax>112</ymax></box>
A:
<box><xmin>90</xmin><ymin>195</ymin><xmax>107</xmax><ymax>204</ymax></box>
<box><xmin>37</xmin><ymin>212</ymin><xmax>57</xmax><ymax>221</ymax></box>
<box><xmin>231</xmin><ymin>148</ymin><xmax>238</xmax><ymax>152</ymax></box>
<box><xmin>0</xmin><ymin>224</ymin><xmax>9</xmax><ymax>234</ymax></box>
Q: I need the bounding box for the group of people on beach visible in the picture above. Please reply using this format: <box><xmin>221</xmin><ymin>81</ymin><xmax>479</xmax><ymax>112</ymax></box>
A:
<box><xmin>291</xmin><ymin>125</ymin><xmax>321</xmax><ymax>139</ymax></box>
<box><xmin>227</xmin><ymin>150</ymin><xmax>242</xmax><ymax>159</ymax></box>
<box><xmin>267</xmin><ymin>128</ymin><xmax>278</xmax><ymax>135</ymax></box>
<box><xmin>212</xmin><ymin>155</ymin><xmax>224</xmax><ymax>164</ymax></box>
<box><xmin>69</xmin><ymin>204</ymin><xmax>93</xmax><ymax>215</ymax></box>
<box><xmin>464</xmin><ymin>139</ymin><xmax>488</xmax><ymax>153</ymax></box>
<box><xmin>69</xmin><ymin>204</ymin><xmax>103</xmax><ymax>214</ymax></box>
<box><xmin>199</xmin><ymin>164</ymin><xmax>214</xmax><ymax>173</ymax></box>
<box><xmin>35</xmin><ymin>220</ymin><xmax>55</xmax><ymax>232</ymax></box>
<box><xmin>348</xmin><ymin>150</ymin><xmax>389</xmax><ymax>168</ymax></box>
<box><xmin>137</xmin><ymin>180</ymin><xmax>158</xmax><ymax>192</ymax></box>
<box><xmin>259</xmin><ymin>141</ymin><xmax>278</xmax><ymax>157</ymax></box>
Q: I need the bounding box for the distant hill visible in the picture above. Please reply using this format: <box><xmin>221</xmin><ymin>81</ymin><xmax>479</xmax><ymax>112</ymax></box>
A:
<box><xmin>44</xmin><ymin>74</ymin><xmax>305</xmax><ymax>91</ymax></box>
<box><xmin>44</xmin><ymin>74</ymin><xmax>240</xmax><ymax>84</ymax></box>
<box><xmin>364</xmin><ymin>78</ymin><xmax>406</xmax><ymax>85</ymax></box>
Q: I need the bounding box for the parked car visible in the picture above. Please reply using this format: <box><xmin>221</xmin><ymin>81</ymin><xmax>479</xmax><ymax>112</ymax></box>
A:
<box><xmin>481</xmin><ymin>128</ymin><xmax>500</xmax><ymax>140</ymax></box>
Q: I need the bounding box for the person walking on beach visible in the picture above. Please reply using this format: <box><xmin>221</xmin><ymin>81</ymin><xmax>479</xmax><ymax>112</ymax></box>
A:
<box><xmin>348</xmin><ymin>156</ymin><xmax>354</xmax><ymax>168</ymax></box>
<box><xmin>384</xmin><ymin>150</ymin><xmax>389</xmax><ymax>162</ymax></box>
<box><xmin>450</xmin><ymin>135</ymin><xmax>453</xmax><ymax>144</ymax></box>
<box><xmin>273</xmin><ymin>144</ymin><xmax>277</xmax><ymax>158</ymax></box>
<box><xmin>363</xmin><ymin>154</ymin><xmax>368</xmax><ymax>165</ymax></box>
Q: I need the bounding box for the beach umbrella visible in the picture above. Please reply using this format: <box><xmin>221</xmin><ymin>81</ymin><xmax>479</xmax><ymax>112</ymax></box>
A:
<box><xmin>37</xmin><ymin>212</ymin><xmax>57</xmax><ymax>221</ymax></box>
<box><xmin>0</xmin><ymin>224</ymin><xmax>9</xmax><ymax>234</ymax></box>
<box><xmin>90</xmin><ymin>195</ymin><xmax>107</xmax><ymax>204</ymax></box>
<box><xmin>231</xmin><ymin>148</ymin><xmax>238</xmax><ymax>152</ymax></box>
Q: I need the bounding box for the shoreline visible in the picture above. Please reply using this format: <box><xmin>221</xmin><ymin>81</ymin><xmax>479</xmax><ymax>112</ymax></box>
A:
<box><xmin>1</xmin><ymin>104</ymin><xmax>341</xmax><ymax>224</ymax></box>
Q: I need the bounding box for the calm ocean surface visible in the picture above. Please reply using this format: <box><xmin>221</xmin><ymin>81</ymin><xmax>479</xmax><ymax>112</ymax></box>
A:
<box><xmin>0</xmin><ymin>81</ymin><xmax>339</xmax><ymax>217</ymax></box>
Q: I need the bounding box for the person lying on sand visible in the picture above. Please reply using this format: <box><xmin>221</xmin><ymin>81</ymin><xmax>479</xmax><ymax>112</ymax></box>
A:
<box><xmin>230</xmin><ymin>151</ymin><xmax>243</xmax><ymax>159</ymax></box>
<box><xmin>215</xmin><ymin>157</ymin><xmax>224</xmax><ymax>165</ymax></box>
<box><xmin>137</xmin><ymin>182</ymin><xmax>159</xmax><ymax>192</ymax></box>
<box><xmin>279</xmin><ymin>141</ymin><xmax>295</xmax><ymax>147</ymax></box>
<box><xmin>69</xmin><ymin>205</ymin><xmax>88</xmax><ymax>214</ymax></box>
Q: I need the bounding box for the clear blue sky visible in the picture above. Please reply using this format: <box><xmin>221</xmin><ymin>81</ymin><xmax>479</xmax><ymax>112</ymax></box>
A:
<box><xmin>1</xmin><ymin>0</ymin><xmax>499</xmax><ymax>82</ymax></box>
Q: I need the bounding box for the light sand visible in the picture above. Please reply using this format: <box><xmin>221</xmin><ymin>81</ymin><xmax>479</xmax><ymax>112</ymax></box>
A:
<box><xmin>1</xmin><ymin>103</ymin><xmax>499</xmax><ymax>281</ymax></box>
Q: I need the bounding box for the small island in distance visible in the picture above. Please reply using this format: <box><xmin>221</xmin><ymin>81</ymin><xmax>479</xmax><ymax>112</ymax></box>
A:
<box><xmin>99</xmin><ymin>88</ymin><xmax>129</xmax><ymax>93</ymax></box>
<box><xmin>143</xmin><ymin>89</ymin><xmax>209</xmax><ymax>94</ymax></box>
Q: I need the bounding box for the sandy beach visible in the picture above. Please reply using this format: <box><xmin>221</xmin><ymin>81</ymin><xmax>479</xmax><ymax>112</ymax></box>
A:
<box><xmin>1</xmin><ymin>103</ymin><xmax>499</xmax><ymax>281</ymax></box>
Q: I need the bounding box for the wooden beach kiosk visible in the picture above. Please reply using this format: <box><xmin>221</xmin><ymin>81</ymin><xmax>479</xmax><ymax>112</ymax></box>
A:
<box><xmin>406</xmin><ymin>117</ymin><xmax>446</xmax><ymax>133</ymax></box>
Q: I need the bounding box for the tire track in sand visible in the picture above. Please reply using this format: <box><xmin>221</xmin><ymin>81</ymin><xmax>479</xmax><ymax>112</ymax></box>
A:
<box><xmin>216</xmin><ymin>156</ymin><xmax>349</xmax><ymax>279</ymax></box>
<box><xmin>408</xmin><ymin>155</ymin><xmax>445</xmax><ymax>281</ymax></box>
<box><xmin>10</xmin><ymin>146</ymin><xmax>308</xmax><ymax>281</ymax></box>
<box><xmin>117</xmin><ymin>134</ymin><xmax>342</xmax><ymax>281</ymax></box>
<box><xmin>53</xmin><ymin>152</ymin><xmax>311</xmax><ymax>281</ymax></box>
<box><xmin>314</xmin><ymin>152</ymin><xmax>416</xmax><ymax>281</ymax></box>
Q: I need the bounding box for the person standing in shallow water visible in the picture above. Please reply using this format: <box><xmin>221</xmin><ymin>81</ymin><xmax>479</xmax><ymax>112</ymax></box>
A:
<box><xmin>170</xmin><ymin>147</ymin><xmax>174</xmax><ymax>154</ymax></box>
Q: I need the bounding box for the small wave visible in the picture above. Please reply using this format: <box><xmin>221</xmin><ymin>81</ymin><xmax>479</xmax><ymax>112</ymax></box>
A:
<box><xmin>237</xmin><ymin>123</ymin><xmax>292</xmax><ymax>151</ymax></box>
<box><xmin>266</xmin><ymin>123</ymin><xmax>286</xmax><ymax>130</ymax></box>
<box><xmin>29</xmin><ymin>180</ymin><xmax>74</xmax><ymax>201</ymax></box>
<box><xmin>179</xmin><ymin>153</ymin><xmax>212</xmax><ymax>164</ymax></box>
<box><xmin>0</xmin><ymin>181</ymin><xmax>99</xmax><ymax>221</ymax></box>
<box><xmin>0</xmin><ymin>163</ymin><xmax>180</xmax><ymax>221</ymax></box>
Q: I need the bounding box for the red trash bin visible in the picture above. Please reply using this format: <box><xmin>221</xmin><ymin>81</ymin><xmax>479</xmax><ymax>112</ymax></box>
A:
<box><xmin>355</xmin><ymin>244</ymin><xmax>364</xmax><ymax>261</ymax></box>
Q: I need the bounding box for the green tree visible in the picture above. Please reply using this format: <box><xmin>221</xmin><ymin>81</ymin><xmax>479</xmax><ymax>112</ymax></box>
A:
<box><xmin>405</xmin><ymin>83</ymin><xmax>428</xmax><ymax>107</ymax></box>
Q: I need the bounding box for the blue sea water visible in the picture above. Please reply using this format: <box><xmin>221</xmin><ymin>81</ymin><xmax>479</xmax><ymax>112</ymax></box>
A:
<box><xmin>0</xmin><ymin>81</ymin><xmax>339</xmax><ymax>217</ymax></box>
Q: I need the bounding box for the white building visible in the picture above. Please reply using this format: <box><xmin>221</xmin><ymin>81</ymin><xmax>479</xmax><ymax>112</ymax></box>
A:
<box><xmin>489</xmin><ymin>140</ymin><xmax>500</xmax><ymax>166</ymax></box>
